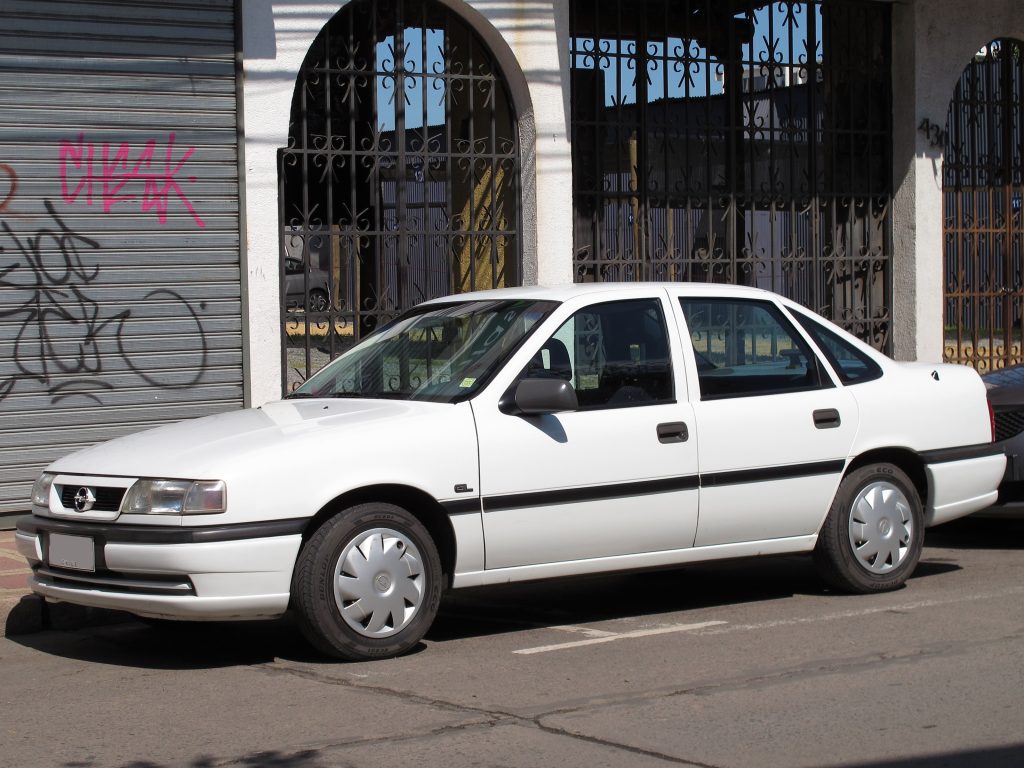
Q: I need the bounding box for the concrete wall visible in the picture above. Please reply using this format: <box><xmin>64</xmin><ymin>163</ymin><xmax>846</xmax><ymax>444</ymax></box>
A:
<box><xmin>239</xmin><ymin>0</ymin><xmax>572</xmax><ymax>407</ymax></box>
<box><xmin>891</xmin><ymin>0</ymin><xmax>1024</xmax><ymax>362</ymax></box>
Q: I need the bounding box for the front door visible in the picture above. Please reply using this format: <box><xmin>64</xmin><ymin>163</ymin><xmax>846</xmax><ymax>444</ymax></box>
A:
<box><xmin>472</xmin><ymin>292</ymin><xmax>700</xmax><ymax>570</ymax></box>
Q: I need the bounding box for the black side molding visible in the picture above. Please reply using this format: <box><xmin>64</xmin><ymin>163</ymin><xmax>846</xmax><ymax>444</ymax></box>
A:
<box><xmin>16</xmin><ymin>515</ymin><xmax>307</xmax><ymax>544</ymax></box>
<box><xmin>441</xmin><ymin>499</ymin><xmax>481</xmax><ymax>515</ymax></box>
<box><xmin>701</xmin><ymin>459</ymin><xmax>845</xmax><ymax>488</ymax></box>
<box><xmin>484</xmin><ymin>476</ymin><xmax>700</xmax><ymax>513</ymax></box>
<box><xmin>919</xmin><ymin>443</ymin><xmax>1006</xmax><ymax>465</ymax></box>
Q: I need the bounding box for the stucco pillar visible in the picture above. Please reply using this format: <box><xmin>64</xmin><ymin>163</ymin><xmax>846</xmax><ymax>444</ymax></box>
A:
<box><xmin>241</xmin><ymin>2</ymin><xmax>341</xmax><ymax>407</ymax></box>
<box><xmin>891</xmin><ymin>0</ymin><xmax>944</xmax><ymax>363</ymax></box>
<box><xmin>464</xmin><ymin>0</ymin><xmax>574</xmax><ymax>286</ymax></box>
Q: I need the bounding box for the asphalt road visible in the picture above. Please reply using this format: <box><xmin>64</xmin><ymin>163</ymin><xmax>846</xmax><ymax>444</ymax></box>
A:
<box><xmin>2</xmin><ymin>517</ymin><xmax>1023</xmax><ymax>768</ymax></box>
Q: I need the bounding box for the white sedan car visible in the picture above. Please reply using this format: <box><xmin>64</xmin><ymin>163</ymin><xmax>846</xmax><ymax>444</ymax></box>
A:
<box><xmin>16</xmin><ymin>284</ymin><xmax>1005</xmax><ymax>660</ymax></box>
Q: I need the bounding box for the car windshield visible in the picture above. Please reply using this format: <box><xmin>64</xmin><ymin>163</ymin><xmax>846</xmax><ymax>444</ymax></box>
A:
<box><xmin>291</xmin><ymin>299</ymin><xmax>558</xmax><ymax>403</ymax></box>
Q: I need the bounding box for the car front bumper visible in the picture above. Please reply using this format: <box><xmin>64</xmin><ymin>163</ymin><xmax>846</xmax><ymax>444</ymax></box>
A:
<box><xmin>15</xmin><ymin>516</ymin><xmax>305</xmax><ymax>620</ymax></box>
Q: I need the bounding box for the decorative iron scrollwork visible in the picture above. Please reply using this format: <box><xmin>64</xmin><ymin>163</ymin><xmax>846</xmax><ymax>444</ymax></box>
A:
<box><xmin>569</xmin><ymin>0</ymin><xmax>893</xmax><ymax>351</ymax></box>
<box><xmin>943</xmin><ymin>38</ymin><xmax>1024</xmax><ymax>373</ymax></box>
<box><xmin>279</xmin><ymin>0</ymin><xmax>522</xmax><ymax>391</ymax></box>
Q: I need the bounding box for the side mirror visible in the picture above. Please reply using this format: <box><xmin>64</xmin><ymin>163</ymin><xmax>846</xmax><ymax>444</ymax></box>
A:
<box><xmin>503</xmin><ymin>379</ymin><xmax>579</xmax><ymax>415</ymax></box>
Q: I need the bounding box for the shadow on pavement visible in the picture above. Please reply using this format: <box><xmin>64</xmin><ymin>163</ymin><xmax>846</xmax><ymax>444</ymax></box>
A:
<box><xmin>10</xmin><ymin>556</ymin><xmax>825</xmax><ymax>667</ymax></box>
<box><xmin>9</xmin><ymin>613</ymin><xmax>324</xmax><ymax>670</ymax></box>
<box><xmin>838</xmin><ymin>743</ymin><xmax>1024</xmax><ymax>768</ymax></box>
<box><xmin>924</xmin><ymin>516</ymin><xmax>1024</xmax><ymax>550</ymax></box>
<box><xmin>429</xmin><ymin>550</ymin><xmax>960</xmax><ymax>643</ymax></box>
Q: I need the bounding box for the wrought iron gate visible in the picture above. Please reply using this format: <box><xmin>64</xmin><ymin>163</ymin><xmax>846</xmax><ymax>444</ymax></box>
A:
<box><xmin>944</xmin><ymin>39</ymin><xmax>1024</xmax><ymax>372</ymax></box>
<box><xmin>569</xmin><ymin>0</ymin><xmax>893</xmax><ymax>349</ymax></box>
<box><xmin>280</xmin><ymin>0</ymin><xmax>521</xmax><ymax>391</ymax></box>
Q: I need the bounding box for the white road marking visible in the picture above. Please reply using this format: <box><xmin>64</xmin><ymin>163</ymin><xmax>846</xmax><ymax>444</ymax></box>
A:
<box><xmin>511</xmin><ymin>586</ymin><xmax>1024</xmax><ymax>656</ymax></box>
<box><xmin>513</xmin><ymin>621</ymin><xmax>728</xmax><ymax>655</ymax></box>
<box><xmin>548</xmin><ymin>624</ymin><xmax>618</xmax><ymax>638</ymax></box>
<box><xmin>699</xmin><ymin>586</ymin><xmax>1024</xmax><ymax>636</ymax></box>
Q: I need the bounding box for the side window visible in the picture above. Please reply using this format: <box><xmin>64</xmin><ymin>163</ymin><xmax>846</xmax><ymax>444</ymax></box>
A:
<box><xmin>680</xmin><ymin>298</ymin><xmax>826</xmax><ymax>399</ymax></box>
<box><xmin>524</xmin><ymin>299</ymin><xmax>674</xmax><ymax>409</ymax></box>
<box><xmin>790</xmin><ymin>309</ymin><xmax>883</xmax><ymax>385</ymax></box>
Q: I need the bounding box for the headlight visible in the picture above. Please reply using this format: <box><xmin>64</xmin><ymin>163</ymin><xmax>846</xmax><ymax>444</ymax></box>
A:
<box><xmin>31</xmin><ymin>473</ymin><xmax>55</xmax><ymax>507</ymax></box>
<box><xmin>123</xmin><ymin>479</ymin><xmax>227</xmax><ymax>515</ymax></box>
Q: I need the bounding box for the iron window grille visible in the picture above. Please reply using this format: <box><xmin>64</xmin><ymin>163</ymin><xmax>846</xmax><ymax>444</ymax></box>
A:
<box><xmin>569</xmin><ymin>0</ymin><xmax>893</xmax><ymax>351</ymax></box>
<box><xmin>943</xmin><ymin>38</ymin><xmax>1024</xmax><ymax>372</ymax></box>
<box><xmin>279</xmin><ymin>0</ymin><xmax>522</xmax><ymax>391</ymax></box>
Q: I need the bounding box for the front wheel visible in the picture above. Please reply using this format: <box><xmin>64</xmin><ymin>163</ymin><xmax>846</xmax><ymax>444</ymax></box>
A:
<box><xmin>292</xmin><ymin>503</ymin><xmax>442</xmax><ymax>660</ymax></box>
<box><xmin>814</xmin><ymin>463</ymin><xmax>924</xmax><ymax>593</ymax></box>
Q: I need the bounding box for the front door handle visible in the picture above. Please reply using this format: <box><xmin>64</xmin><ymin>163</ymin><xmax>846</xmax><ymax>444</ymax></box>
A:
<box><xmin>813</xmin><ymin>409</ymin><xmax>841</xmax><ymax>429</ymax></box>
<box><xmin>657</xmin><ymin>422</ymin><xmax>689</xmax><ymax>443</ymax></box>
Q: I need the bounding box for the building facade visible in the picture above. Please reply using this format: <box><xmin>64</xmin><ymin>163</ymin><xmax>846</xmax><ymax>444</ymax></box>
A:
<box><xmin>0</xmin><ymin>0</ymin><xmax>1021</xmax><ymax>519</ymax></box>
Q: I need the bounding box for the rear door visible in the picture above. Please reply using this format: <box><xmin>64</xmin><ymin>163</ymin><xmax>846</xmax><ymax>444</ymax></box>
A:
<box><xmin>670</xmin><ymin>291</ymin><xmax>858</xmax><ymax>546</ymax></box>
<box><xmin>472</xmin><ymin>290</ymin><xmax>700</xmax><ymax>570</ymax></box>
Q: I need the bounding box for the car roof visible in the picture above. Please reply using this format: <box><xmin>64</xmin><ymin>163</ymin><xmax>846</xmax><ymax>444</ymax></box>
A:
<box><xmin>420</xmin><ymin>282</ymin><xmax>779</xmax><ymax>305</ymax></box>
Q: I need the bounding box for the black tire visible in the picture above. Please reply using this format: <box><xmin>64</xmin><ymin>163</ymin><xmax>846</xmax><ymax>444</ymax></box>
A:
<box><xmin>292</xmin><ymin>503</ymin><xmax>442</xmax><ymax>661</ymax></box>
<box><xmin>814</xmin><ymin>463</ymin><xmax>924</xmax><ymax>593</ymax></box>
<box><xmin>135</xmin><ymin>615</ymin><xmax>187</xmax><ymax>630</ymax></box>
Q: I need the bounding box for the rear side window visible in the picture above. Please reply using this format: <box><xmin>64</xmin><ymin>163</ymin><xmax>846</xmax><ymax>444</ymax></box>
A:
<box><xmin>790</xmin><ymin>309</ymin><xmax>883</xmax><ymax>385</ymax></box>
<box><xmin>680</xmin><ymin>298</ymin><xmax>827</xmax><ymax>399</ymax></box>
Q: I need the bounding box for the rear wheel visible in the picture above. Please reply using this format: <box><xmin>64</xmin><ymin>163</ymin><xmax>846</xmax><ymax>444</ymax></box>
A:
<box><xmin>814</xmin><ymin>463</ymin><xmax>924</xmax><ymax>593</ymax></box>
<box><xmin>292</xmin><ymin>503</ymin><xmax>442</xmax><ymax>660</ymax></box>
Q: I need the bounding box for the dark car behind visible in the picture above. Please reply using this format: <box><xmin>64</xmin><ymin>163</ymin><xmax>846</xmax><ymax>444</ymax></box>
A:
<box><xmin>982</xmin><ymin>364</ymin><xmax>1024</xmax><ymax>515</ymax></box>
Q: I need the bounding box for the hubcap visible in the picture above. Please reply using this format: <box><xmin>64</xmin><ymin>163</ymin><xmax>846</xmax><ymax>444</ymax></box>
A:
<box><xmin>333</xmin><ymin>528</ymin><xmax>425</xmax><ymax>639</ymax></box>
<box><xmin>848</xmin><ymin>481</ymin><xmax>913</xmax><ymax>574</ymax></box>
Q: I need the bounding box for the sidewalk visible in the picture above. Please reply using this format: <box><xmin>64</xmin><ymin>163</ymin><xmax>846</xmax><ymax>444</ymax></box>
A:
<box><xmin>0</xmin><ymin>529</ymin><xmax>128</xmax><ymax>636</ymax></box>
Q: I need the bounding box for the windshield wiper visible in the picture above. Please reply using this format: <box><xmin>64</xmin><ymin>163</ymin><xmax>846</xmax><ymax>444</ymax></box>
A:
<box><xmin>325</xmin><ymin>391</ymin><xmax>414</xmax><ymax>400</ymax></box>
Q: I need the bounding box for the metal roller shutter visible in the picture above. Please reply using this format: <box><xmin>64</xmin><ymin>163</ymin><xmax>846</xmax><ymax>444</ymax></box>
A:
<box><xmin>0</xmin><ymin>1</ymin><xmax>243</xmax><ymax>519</ymax></box>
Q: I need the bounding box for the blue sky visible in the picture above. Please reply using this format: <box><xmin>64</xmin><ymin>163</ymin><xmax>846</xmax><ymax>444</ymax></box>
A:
<box><xmin>370</xmin><ymin>4</ymin><xmax>827</xmax><ymax>127</ymax></box>
<box><xmin>572</xmin><ymin>2</ymin><xmax>824</xmax><ymax>105</ymax></box>
<box><xmin>376</xmin><ymin>27</ymin><xmax>446</xmax><ymax>130</ymax></box>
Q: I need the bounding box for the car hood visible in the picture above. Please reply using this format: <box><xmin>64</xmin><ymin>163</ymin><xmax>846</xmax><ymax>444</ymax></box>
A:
<box><xmin>48</xmin><ymin>398</ymin><xmax>446</xmax><ymax>479</ymax></box>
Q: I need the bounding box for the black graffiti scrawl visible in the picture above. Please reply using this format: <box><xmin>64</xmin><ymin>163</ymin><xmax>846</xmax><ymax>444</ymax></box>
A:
<box><xmin>0</xmin><ymin>196</ymin><xmax>209</xmax><ymax>406</ymax></box>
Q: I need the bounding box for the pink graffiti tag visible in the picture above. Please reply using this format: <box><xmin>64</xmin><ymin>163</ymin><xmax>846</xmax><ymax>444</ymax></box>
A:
<box><xmin>58</xmin><ymin>132</ymin><xmax>205</xmax><ymax>228</ymax></box>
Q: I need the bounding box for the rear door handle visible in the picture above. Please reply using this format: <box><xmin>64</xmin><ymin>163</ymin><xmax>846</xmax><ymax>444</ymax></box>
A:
<box><xmin>657</xmin><ymin>422</ymin><xmax>689</xmax><ymax>443</ymax></box>
<box><xmin>813</xmin><ymin>409</ymin><xmax>841</xmax><ymax>429</ymax></box>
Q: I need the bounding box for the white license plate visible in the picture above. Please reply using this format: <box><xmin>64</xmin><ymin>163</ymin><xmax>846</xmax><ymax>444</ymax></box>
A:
<box><xmin>48</xmin><ymin>533</ymin><xmax>96</xmax><ymax>572</ymax></box>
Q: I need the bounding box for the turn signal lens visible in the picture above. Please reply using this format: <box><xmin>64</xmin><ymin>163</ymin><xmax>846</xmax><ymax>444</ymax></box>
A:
<box><xmin>183</xmin><ymin>480</ymin><xmax>227</xmax><ymax>515</ymax></box>
<box><xmin>989</xmin><ymin>401</ymin><xmax>996</xmax><ymax>443</ymax></box>
<box><xmin>31</xmin><ymin>473</ymin><xmax>55</xmax><ymax>507</ymax></box>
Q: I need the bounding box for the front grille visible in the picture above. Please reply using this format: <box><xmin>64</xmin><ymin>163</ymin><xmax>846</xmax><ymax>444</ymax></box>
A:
<box><xmin>994</xmin><ymin>409</ymin><xmax>1024</xmax><ymax>442</ymax></box>
<box><xmin>34</xmin><ymin>566</ymin><xmax>194</xmax><ymax>596</ymax></box>
<box><xmin>59</xmin><ymin>485</ymin><xmax>126</xmax><ymax>512</ymax></box>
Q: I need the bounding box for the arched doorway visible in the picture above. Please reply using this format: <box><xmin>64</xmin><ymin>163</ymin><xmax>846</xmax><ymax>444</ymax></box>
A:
<box><xmin>944</xmin><ymin>38</ymin><xmax>1024</xmax><ymax>372</ymax></box>
<box><xmin>280</xmin><ymin>0</ymin><xmax>522</xmax><ymax>389</ymax></box>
